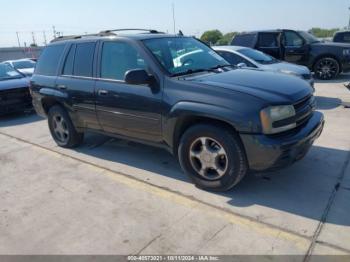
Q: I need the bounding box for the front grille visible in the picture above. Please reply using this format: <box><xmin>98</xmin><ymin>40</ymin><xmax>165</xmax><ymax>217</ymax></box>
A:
<box><xmin>302</xmin><ymin>74</ymin><xmax>312</xmax><ymax>80</ymax></box>
<box><xmin>293</xmin><ymin>94</ymin><xmax>315</xmax><ymax>127</ymax></box>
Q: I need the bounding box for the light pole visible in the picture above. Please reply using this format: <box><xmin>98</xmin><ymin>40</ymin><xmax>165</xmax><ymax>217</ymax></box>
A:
<box><xmin>348</xmin><ymin>7</ymin><xmax>350</xmax><ymax>30</ymax></box>
<box><xmin>172</xmin><ymin>3</ymin><xmax>176</xmax><ymax>34</ymax></box>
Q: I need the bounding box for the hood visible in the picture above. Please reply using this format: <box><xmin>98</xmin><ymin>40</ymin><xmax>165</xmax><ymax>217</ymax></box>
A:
<box><xmin>313</xmin><ymin>41</ymin><xmax>350</xmax><ymax>48</ymax></box>
<box><xmin>18</xmin><ymin>68</ymin><xmax>34</xmax><ymax>76</ymax></box>
<box><xmin>0</xmin><ymin>77</ymin><xmax>30</xmax><ymax>91</ymax></box>
<box><xmin>260</xmin><ymin>61</ymin><xmax>310</xmax><ymax>76</ymax></box>
<box><xmin>185</xmin><ymin>69</ymin><xmax>312</xmax><ymax>104</ymax></box>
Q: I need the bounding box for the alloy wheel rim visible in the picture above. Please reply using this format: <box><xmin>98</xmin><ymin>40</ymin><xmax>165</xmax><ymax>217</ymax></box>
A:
<box><xmin>189</xmin><ymin>137</ymin><xmax>228</xmax><ymax>180</ymax></box>
<box><xmin>52</xmin><ymin>114</ymin><xmax>69</xmax><ymax>143</ymax></box>
<box><xmin>316</xmin><ymin>59</ymin><xmax>338</xmax><ymax>79</ymax></box>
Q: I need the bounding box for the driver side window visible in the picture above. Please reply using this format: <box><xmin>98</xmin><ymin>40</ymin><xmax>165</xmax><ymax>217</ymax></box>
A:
<box><xmin>283</xmin><ymin>31</ymin><xmax>303</xmax><ymax>47</ymax></box>
<box><xmin>100</xmin><ymin>42</ymin><xmax>148</xmax><ymax>81</ymax></box>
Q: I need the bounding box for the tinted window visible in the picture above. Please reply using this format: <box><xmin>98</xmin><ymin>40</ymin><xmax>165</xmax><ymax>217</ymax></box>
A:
<box><xmin>216</xmin><ymin>51</ymin><xmax>252</xmax><ymax>66</ymax></box>
<box><xmin>73</xmin><ymin>42</ymin><xmax>95</xmax><ymax>77</ymax></box>
<box><xmin>101</xmin><ymin>42</ymin><xmax>147</xmax><ymax>80</ymax></box>
<box><xmin>334</xmin><ymin>32</ymin><xmax>350</xmax><ymax>43</ymax></box>
<box><xmin>35</xmin><ymin>45</ymin><xmax>65</xmax><ymax>76</ymax></box>
<box><xmin>231</xmin><ymin>34</ymin><xmax>256</xmax><ymax>47</ymax></box>
<box><xmin>62</xmin><ymin>44</ymin><xmax>76</xmax><ymax>75</ymax></box>
<box><xmin>283</xmin><ymin>31</ymin><xmax>303</xmax><ymax>47</ymax></box>
<box><xmin>238</xmin><ymin>48</ymin><xmax>277</xmax><ymax>64</ymax></box>
<box><xmin>13</xmin><ymin>60</ymin><xmax>36</xmax><ymax>69</ymax></box>
<box><xmin>258</xmin><ymin>33</ymin><xmax>279</xmax><ymax>48</ymax></box>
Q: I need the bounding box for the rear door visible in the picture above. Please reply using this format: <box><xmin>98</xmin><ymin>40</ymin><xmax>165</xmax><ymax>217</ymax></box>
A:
<box><xmin>95</xmin><ymin>40</ymin><xmax>162</xmax><ymax>142</ymax></box>
<box><xmin>282</xmin><ymin>30</ymin><xmax>309</xmax><ymax>65</ymax></box>
<box><xmin>256</xmin><ymin>33</ymin><xmax>282</xmax><ymax>59</ymax></box>
<box><xmin>55</xmin><ymin>42</ymin><xmax>100</xmax><ymax>130</ymax></box>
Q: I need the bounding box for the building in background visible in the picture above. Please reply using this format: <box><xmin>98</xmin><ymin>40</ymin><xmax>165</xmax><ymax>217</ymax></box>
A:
<box><xmin>0</xmin><ymin>46</ymin><xmax>43</xmax><ymax>62</ymax></box>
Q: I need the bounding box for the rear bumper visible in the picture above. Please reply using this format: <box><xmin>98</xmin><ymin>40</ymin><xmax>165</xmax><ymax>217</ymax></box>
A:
<box><xmin>0</xmin><ymin>90</ymin><xmax>32</xmax><ymax>115</ymax></box>
<box><xmin>240</xmin><ymin>111</ymin><xmax>324</xmax><ymax>172</ymax></box>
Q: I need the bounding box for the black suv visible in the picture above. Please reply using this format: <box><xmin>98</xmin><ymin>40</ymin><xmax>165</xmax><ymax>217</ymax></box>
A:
<box><xmin>333</xmin><ymin>31</ymin><xmax>350</xmax><ymax>44</ymax></box>
<box><xmin>231</xmin><ymin>29</ymin><xmax>350</xmax><ymax>80</ymax></box>
<box><xmin>30</xmin><ymin>29</ymin><xmax>324</xmax><ymax>191</ymax></box>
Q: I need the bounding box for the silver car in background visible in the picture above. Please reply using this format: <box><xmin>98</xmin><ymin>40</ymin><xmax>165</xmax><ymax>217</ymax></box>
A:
<box><xmin>2</xmin><ymin>59</ymin><xmax>36</xmax><ymax>77</ymax></box>
<box><xmin>213</xmin><ymin>46</ymin><xmax>314</xmax><ymax>88</ymax></box>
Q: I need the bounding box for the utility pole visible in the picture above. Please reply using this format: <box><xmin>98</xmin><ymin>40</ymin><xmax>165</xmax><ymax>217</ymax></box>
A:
<box><xmin>348</xmin><ymin>7</ymin><xmax>350</xmax><ymax>30</ymax></box>
<box><xmin>43</xmin><ymin>31</ymin><xmax>47</xmax><ymax>45</ymax></box>
<box><xmin>172</xmin><ymin>2</ymin><xmax>176</xmax><ymax>34</ymax></box>
<box><xmin>31</xmin><ymin>32</ymin><xmax>37</xmax><ymax>46</ymax></box>
<box><xmin>16</xmin><ymin>32</ymin><xmax>21</xmax><ymax>48</ymax></box>
<box><xmin>52</xmin><ymin>25</ymin><xmax>57</xmax><ymax>39</ymax></box>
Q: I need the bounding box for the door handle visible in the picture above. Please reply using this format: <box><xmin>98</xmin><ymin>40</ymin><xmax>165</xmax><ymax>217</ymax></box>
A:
<box><xmin>98</xmin><ymin>90</ymin><xmax>109</xmax><ymax>96</ymax></box>
<box><xmin>56</xmin><ymin>84</ymin><xmax>67</xmax><ymax>90</ymax></box>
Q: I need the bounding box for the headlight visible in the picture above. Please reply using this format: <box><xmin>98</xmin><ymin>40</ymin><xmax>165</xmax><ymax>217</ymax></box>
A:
<box><xmin>343</xmin><ymin>49</ymin><xmax>350</xmax><ymax>56</ymax></box>
<box><xmin>260</xmin><ymin>105</ymin><xmax>296</xmax><ymax>134</ymax></box>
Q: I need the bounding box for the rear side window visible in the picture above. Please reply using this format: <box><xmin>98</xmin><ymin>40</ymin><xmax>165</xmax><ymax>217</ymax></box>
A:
<box><xmin>231</xmin><ymin>34</ymin><xmax>256</xmax><ymax>47</ymax></box>
<box><xmin>258</xmin><ymin>33</ymin><xmax>279</xmax><ymax>48</ymax></box>
<box><xmin>73</xmin><ymin>42</ymin><xmax>96</xmax><ymax>77</ymax></box>
<box><xmin>35</xmin><ymin>45</ymin><xmax>65</xmax><ymax>76</ymax></box>
<box><xmin>62</xmin><ymin>44</ymin><xmax>76</xmax><ymax>75</ymax></box>
<box><xmin>334</xmin><ymin>33</ymin><xmax>350</xmax><ymax>43</ymax></box>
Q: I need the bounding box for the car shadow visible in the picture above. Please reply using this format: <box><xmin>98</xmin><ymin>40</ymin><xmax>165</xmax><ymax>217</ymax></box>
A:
<box><xmin>315</xmin><ymin>96</ymin><xmax>342</xmax><ymax>110</ymax></box>
<box><xmin>75</xmin><ymin>132</ymin><xmax>349</xmax><ymax>227</ymax></box>
<box><xmin>0</xmin><ymin>111</ymin><xmax>43</xmax><ymax>127</ymax></box>
<box><xmin>314</xmin><ymin>73</ymin><xmax>350</xmax><ymax>84</ymax></box>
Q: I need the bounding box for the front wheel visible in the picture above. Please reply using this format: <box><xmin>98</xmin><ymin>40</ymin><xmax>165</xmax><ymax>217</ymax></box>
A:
<box><xmin>178</xmin><ymin>124</ymin><xmax>248</xmax><ymax>192</ymax></box>
<box><xmin>313</xmin><ymin>57</ymin><xmax>340</xmax><ymax>80</ymax></box>
<box><xmin>48</xmin><ymin>105</ymin><xmax>84</xmax><ymax>148</ymax></box>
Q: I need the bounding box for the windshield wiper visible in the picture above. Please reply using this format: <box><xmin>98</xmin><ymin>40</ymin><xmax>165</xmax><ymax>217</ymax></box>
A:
<box><xmin>209</xmin><ymin>64</ymin><xmax>236</xmax><ymax>70</ymax></box>
<box><xmin>172</xmin><ymin>68</ymin><xmax>210</xmax><ymax>77</ymax></box>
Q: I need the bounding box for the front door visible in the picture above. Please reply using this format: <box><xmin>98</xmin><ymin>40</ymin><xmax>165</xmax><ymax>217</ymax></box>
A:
<box><xmin>95</xmin><ymin>40</ymin><xmax>162</xmax><ymax>142</ymax></box>
<box><xmin>282</xmin><ymin>31</ymin><xmax>308</xmax><ymax>65</ymax></box>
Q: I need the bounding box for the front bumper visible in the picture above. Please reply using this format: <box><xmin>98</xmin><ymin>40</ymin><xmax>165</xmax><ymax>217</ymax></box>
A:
<box><xmin>240</xmin><ymin>111</ymin><xmax>324</xmax><ymax>172</ymax></box>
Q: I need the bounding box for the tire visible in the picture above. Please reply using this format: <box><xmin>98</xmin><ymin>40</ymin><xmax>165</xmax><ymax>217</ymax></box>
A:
<box><xmin>48</xmin><ymin>105</ymin><xmax>84</xmax><ymax>148</ymax></box>
<box><xmin>313</xmin><ymin>57</ymin><xmax>340</xmax><ymax>80</ymax></box>
<box><xmin>178</xmin><ymin>124</ymin><xmax>248</xmax><ymax>192</ymax></box>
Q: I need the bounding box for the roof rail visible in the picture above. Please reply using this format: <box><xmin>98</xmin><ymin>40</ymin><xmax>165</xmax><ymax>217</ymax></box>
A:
<box><xmin>50</xmin><ymin>32</ymin><xmax>115</xmax><ymax>43</ymax></box>
<box><xmin>99</xmin><ymin>28</ymin><xmax>164</xmax><ymax>34</ymax></box>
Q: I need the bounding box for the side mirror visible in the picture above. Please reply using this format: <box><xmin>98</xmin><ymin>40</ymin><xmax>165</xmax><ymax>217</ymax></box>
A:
<box><xmin>237</xmin><ymin>63</ymin><xmax>247</xmax><ymax>68</ymax></box>
<box><xmin>125</xmin><ymin>69</ymin><xmax>153</xmax><ymax>85</ymax></box>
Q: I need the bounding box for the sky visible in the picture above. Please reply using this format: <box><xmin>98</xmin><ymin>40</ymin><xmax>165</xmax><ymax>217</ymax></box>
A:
<box><xmin>0</xmin><ymin>0</ymin><xmax>349</xmax><ymax>47</ymax></box>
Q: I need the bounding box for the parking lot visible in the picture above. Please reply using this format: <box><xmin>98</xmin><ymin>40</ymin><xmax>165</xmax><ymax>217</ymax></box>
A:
<box><xmin>0</xmin><ymin>75</ymin><xmax>350</xmax><ymax>257</ymax></box>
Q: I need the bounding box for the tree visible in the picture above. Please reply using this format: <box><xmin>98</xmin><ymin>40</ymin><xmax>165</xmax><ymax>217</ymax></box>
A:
<box><xmin>309</xmin><ymin>28</ymin><xmax>340</xmax><ymax>38</ymax></box>
<box><xmin>200</xmin><ymin>30</ymin><xmax>223</xmax><ymax>45</ymax></box>
<box><xmin>216</xmin><ymin>32</ymin><xmax>237</xmax><ymax>45</ymax></box>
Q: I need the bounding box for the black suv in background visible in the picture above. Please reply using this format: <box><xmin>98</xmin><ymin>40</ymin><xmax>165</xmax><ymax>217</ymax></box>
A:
<box><xmin>30</xmin><ymin>29</ymin><xmax>324</xmax><ymax>191</ymax></box>
<box><xmin>231</xmin><ymin>29</ymin><xmax>350</xmax><ymax>80</ymax></box>
<box><xmin>333</xmin><ymin>31</ymin><xmax>350</xmax><ymax>44</ymax></box>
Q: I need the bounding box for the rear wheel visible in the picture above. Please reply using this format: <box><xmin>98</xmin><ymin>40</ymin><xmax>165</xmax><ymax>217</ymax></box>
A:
<box><xmin>48</xmin><ymin>105</ymin><xmax>84</xmax><ymax>148</ymax></box>
<box><xmin>313</xmin><ymin>57</ymin><xmax>340</xmax><ymax>80</ymax></box>
<box><xmin>178</xmin><ymin>124</ymin><xmax>248</xmax><ymax>192</ymax></box>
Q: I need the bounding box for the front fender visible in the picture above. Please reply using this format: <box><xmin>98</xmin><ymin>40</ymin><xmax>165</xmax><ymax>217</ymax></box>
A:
<box><xmin>163</xmin><ymin>101</ymin><xmax>260</xmax><ymax>149</ymax></box>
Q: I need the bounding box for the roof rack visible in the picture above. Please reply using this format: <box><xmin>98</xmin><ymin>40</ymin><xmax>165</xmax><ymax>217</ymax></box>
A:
<box><xmin>50</xmin><ymin>32</ymin><xmax>115</xmax><ymax>43</ymax></box>
<box><xmin>99</xmin><ymin>28</ymin><xmax>164</xmax><ymax>34</ymax></box>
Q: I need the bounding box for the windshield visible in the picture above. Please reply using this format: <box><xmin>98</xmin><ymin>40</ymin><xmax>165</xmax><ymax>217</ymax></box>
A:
<box><xmin>298</xmin><ymin>31</ymin><xmax>320</xmax><ymax>44</ymax></box>
<box><xmin>0</xmin><ymin>64</ymin><xmax>23</xmax><ymax>80</ymax></box>
<box><xmin>143</xmin><ymin>37</ymin><xmax>229</xmax><ymax>76</ymax></box>
<box><xmin>13</xmin><ymin>60</ymin><xmax>36</xmax><ymax>69</ymax></box>
<box><xmin>237</xmin><ymin>48</ymin><xmax>277</xmax><ymax>64</ymax></box>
